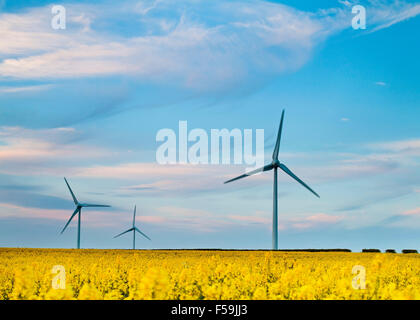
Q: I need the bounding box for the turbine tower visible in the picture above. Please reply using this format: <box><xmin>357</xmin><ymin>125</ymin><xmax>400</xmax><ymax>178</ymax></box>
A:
<box><xmin>61</xmin><ymin>177</ymin><xmax>111</xmax><ymax>249</ymax></box>
<box><xmin>224</xmin><ymin>110</ymin><xmax>320</xmax><ymax>250</ymax></box>
<box><xmin>114</xmin><ymin>205</ymin><xmax>151</xmax><ymax>249</ymax></box>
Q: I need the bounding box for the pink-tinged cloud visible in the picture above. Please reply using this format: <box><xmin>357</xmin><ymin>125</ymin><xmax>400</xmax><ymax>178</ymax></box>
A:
<box><xmin>228</xmin><ymin>212</ymin><xmax>341</xmax><ymax>231</ymax></box>
<box><xmin>0</xmin><ymin>126</ymin><xmax>108</xmax><ymax>174</ymax></box>
<box><xmin>0</xmin><ymin>203</ymin><xmax>118</xmax><ymax>228</ymax></box>
<box><xmin>0</xmin><ymin>202</ymin><xmax>127</xmax><ymax>229</ymax></box>
<box><xmin>401</xmin><ymin>207</ymin><xmax>420</xmax><ymax>216</ymax></box>
<box><xmin>137</xmin><ymin>216</ymin><xmax>166</xmax><ymax>223</ymax></box>
<box><xmin>305</xmin><ymin>213</ymin><xmax>342</xmax><ymax>223</ymax></box>
<box><xmin>148</xmin><ymin>206</ymin><xmax>233</xmax><ymax>232</ymax></box>
<box><xmin>80</xmin><ymin>163</ymin><xmax>271</xmax><ymax>194</ymax></box>
<box><xmin>79</xmin><ymin>163</ymin><xmax>215</xmax><ymax>179</ymax></box>
<box><xmin>0</xmin><ymin>198</ymin><xmax>343</xmax><ymax>234</ymax></box>
<box><xmin>0</xmin><ymin>202</ymin><xmax>68</xmax><ymax>220</ymax></box>
<box><xmin>151</xmin><ymin>206</ymin><xmax>341</xmax><ymax>232</ymax></box>
<box><xmin>79</xmin><ymin>163</ymin><xmax>270</xmax><ymax>181</ymax></box>
<box><xmin>289</xmin><ymin>213</ymin><xmax>342</xmax><ymax>229</ymax></box>
<box><xmin>228</xmin><ymin>215</ymin><xmax>271</xmax><ymax>224</ymax></box>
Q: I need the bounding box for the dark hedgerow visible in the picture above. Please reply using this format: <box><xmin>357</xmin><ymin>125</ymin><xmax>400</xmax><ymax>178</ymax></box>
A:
<box><xmin>362</xmin><ymin>249</ymin><xmax>381</xmax><ymax>253</ymax></box>
<box><xmin>386</xmin><ymin>249</ymin><xmax>396</xmax><ymax>253</ymax></box>
<box><xmin>402</xmin><ymin>249</ymin><xmax>418</xmax><ymax>254</ymax></box>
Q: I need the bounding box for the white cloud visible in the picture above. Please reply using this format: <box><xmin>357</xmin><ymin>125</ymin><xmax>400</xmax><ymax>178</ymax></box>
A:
<box><xmin>0</xmin><ymin>126</ymin><xmax>108</xmax><ymax>175</ymax></box>
<box><xmin>0</xmin><ymin>125</ymin><xmax>417</xmax><ymax>200</ymax></box>
<box><xmin>150</xmin><ymin>206</ymin><xmax>235</xmax><ymax>232</ymax></box>
<box><xmin>369</xmin><ymin>3</ymin><xmax>420</xmax><ymax>33</ymax></box>
<box><xmin>0</xmin><ymin>2</ymin><xmax>320</xmax><ymax>88</ymax></box>
<box><xmin>136</xmin><ymin>206</ymin><xmax>340</xmax><ymax>232</ymax></box>
<box><xmin>0</xmin><ymin>0</ymin><xmax>417</xmax><ymax>89</ymax></box>
<box><xmin>228</xmin><ymin>214</ymin><xmax>271</xmax><ymax>224</ymax></box>
<box><xmin>338</xmin><ymin>0</ymin><xmax>352</xmax><ymax>7</ymax></box>
<box><xmin>134</xmin><ymin>0</ymin><xmax>161</xmax><ymax>15</ymax></box>
<box><xmin>0</xmin><ymin>202</ymin><xmax>67</xmax><ymax>220</ymax></box>
<box><xmin>83</xmin><ymin>163</ymin><xmax>248</xmax><ymax>194</ymax></box>
<box><xmin>375</xmin><ymin>81</ymin><xmax>387</xmax><ymax>86</ymax></box>
<box><xmin>289</xmin><ymin>213</ymin><xmax>342</xmax><ymax>229</ymax></box>
<box><xmin>0</xmin><ymin>84</ymin><xmax>53</xmax><ymax>94</ymax></box>
<box><xmin>401</xmin><ymin>207</ymin><xmax>420</xmax><ymax>216</ymax></box>
<box><xmin>371</xmin><ymin>139</ymin><xmax>420</xmax><ymax>155</ymax></box>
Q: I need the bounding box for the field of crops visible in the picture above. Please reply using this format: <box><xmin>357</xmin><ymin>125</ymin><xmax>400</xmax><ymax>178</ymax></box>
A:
<box><xmin>1</xmin><ymin>248</ymin><xmax>419</xmax><ymax>300</ymax></box>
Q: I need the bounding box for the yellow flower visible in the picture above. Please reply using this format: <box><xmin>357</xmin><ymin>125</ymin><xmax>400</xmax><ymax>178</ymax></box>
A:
<box><xmin>78</xmin><ymin>283</ymin><xmax>102</xmax><ymax>300</ymax></box>
<box><xmin>1</xmin><ymin>248</ymin><xmax>420</xmax><ymax>300</ymax></box>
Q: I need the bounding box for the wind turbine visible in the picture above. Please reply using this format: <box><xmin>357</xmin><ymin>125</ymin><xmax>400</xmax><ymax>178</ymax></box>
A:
<box><xmin>114</xmin><ymin>205</ymin><xmax>151</xmax><ymax>249</ymax></box>
<box><xmin>224</xmin><ymin>110</ymin><xmax>320</xmax><ymax>250</ymax></box>
<box><xmin>61</xmin><ymin>177</ymin><xmax>111</xmax><ymax>249</ymax></box>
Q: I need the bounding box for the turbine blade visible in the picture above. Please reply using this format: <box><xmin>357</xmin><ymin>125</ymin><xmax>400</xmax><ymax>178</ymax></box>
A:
<box><xmin>133</xmin><ymin>205</ymin><xmax>136</xmax><ymax>227</ymax></box>
<box><xmin>64</xmin><ymin>177</ymin><xmax>78</xmax><ymax>205</ymax></box>
<box><xmin>272</xmin><ymin>110</ymin><xmax>285</xmax><ymax>161</ymax></box>
<box><xmin>61</xmin><ymin>207</ymin><xmax>80</xmax><ymax>234</ymax></box>
<box><xmin>224</xmin><ymin>163</ymin><xmax>273</xmax><ymax>184</ymax></box>
<box><xmin>135</xmin><ymin>227</ymin><xmax>151</xmax><ymax>241</ymax></box>
<box><xmin>114</xmin><ymin>228</ymin><xmax>134</xmax><ymax>238</ymax></box>
<box><xmin>82</xmin><ymin>204</ymin><xmax>111</xmax><ymax>208</ymax></box>
<box><xmin>278</xmin><ymin>163</ymin><xmax>320</xmax><ymax>198</ymax></box>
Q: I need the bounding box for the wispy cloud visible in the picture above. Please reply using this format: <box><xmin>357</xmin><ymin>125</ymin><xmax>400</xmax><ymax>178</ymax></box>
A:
<box><xmin>0</xmin><ymin>0</ymin><xmax>417</xmax><ymax>89</ymax></box>
<box><xmin>0</xmin><ymin>84</ymin><xmax>53</xmax><ymax>93</ymax></box>
<box><xmin>338</xmin><ymin>0</ymin><xmax>353</xmax><ymax>8</ymax></box>
<box><xmin>228</xmin><ymin>214</ymin><xmax>271</xmax><ymax>225</ymax></box>
<box><xmin>0</xmin><ymin>125</ymin><xmax>417</xmax><ymax>201</ymax></box>
<box><xmin>375</xmin><ymin>81</ymin><xmax>387</xmax><ymax>86</ymax></box>
<box><xmin>0</xmin><ymin>202</ymin><xmax>68</xmax><ymax>220</ymax></box>
<box><xmin>0</xmin><ymin>202</ymin><xmax>122</xmax><ymax>229</ymax></box>
<box><xmin>289</xmin><ymin>213</ymin><xmax>342</xmax><ymax>229</ymax></box>
<box><xmin>401</xmin><ymin>207</ymin><xmax>420</xmax><ymax>216</ymax></box>
<box><xmin>0</xmin><ymin>126</ymin><xmax>108</xmax><ymax>175</ymax></box>
<box><xmin>368</xmin><ymin>2</ymin><xmax>420</xmax><ymax>33</ymax></box>
<box><xmin>150</xmin><ymin>206</ymin><xmax>235</xmax><ymax>232</ymax></box>
<box><xmin>87</xmin><ymin>163</ymin><xmax>244</xmax><ymax>195</ymax></box>
<box><xmin>371</xmin><ymin>139</ymin><xmax>420</xmax><ymax>154</ymax></box>
<box><xmin>0</xmin><ymin>1</ymin><xmax>322</xmax><ymax>88</ymax></box>
<box><xmin>137</xmin><ymin>206</ymin><xmax>341</xmax><ymax>232</ymax></box>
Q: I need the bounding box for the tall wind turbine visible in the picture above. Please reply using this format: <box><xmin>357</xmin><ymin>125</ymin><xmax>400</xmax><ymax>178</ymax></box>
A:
<box><xmin>224</xmin><ymin>110</ymin><xmax>320</xmax><ymax>250</ymax></box>
<box><xmin>61</xmin><ymin>177</ymin><xmax>111</xmax><ymax>249</ymax></box>
<box><xmin>114</xmin><ymin>205</ymin><xmax>151</xmax><ymax>249</ymax></box>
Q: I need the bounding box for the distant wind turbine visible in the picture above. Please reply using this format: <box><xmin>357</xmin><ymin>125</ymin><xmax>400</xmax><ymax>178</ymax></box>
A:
<box><xmin>61</xmin><ymin>177</ymin><xmax>111</xmax><ymax>249</ymax></box>
<box><xmin>224</xmin><ymin>110</ymin><xmax>320</xmax><ymax>250</ymax></box>
<box><xmin>114</xmin><ymin>205</ymin><xmax>151</xmax><ymax>249</ymax></box>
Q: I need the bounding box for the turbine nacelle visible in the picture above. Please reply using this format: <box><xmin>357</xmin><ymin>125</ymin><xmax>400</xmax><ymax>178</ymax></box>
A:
<box><xmin>272</xmin><ymin>160</ymin><xmax>281</xmax><ymax>167</ymax></box>
<box><xmin>79</xmin><ymin>203</ymin><xmax>111</xmax><ymax>208</ymax></box>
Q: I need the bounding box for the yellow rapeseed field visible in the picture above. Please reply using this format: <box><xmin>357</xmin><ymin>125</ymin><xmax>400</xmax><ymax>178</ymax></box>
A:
<box><xmin>0</xmin><ymin>248</ymin><xmax>419</xmax><ymax>300</ymax></box>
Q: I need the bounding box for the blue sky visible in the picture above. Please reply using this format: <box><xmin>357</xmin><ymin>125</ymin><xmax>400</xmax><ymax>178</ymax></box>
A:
<box><xmin>0</xmin><ymin>0</ymin><xmax>419</xmax><ymax>251</ymax></box>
